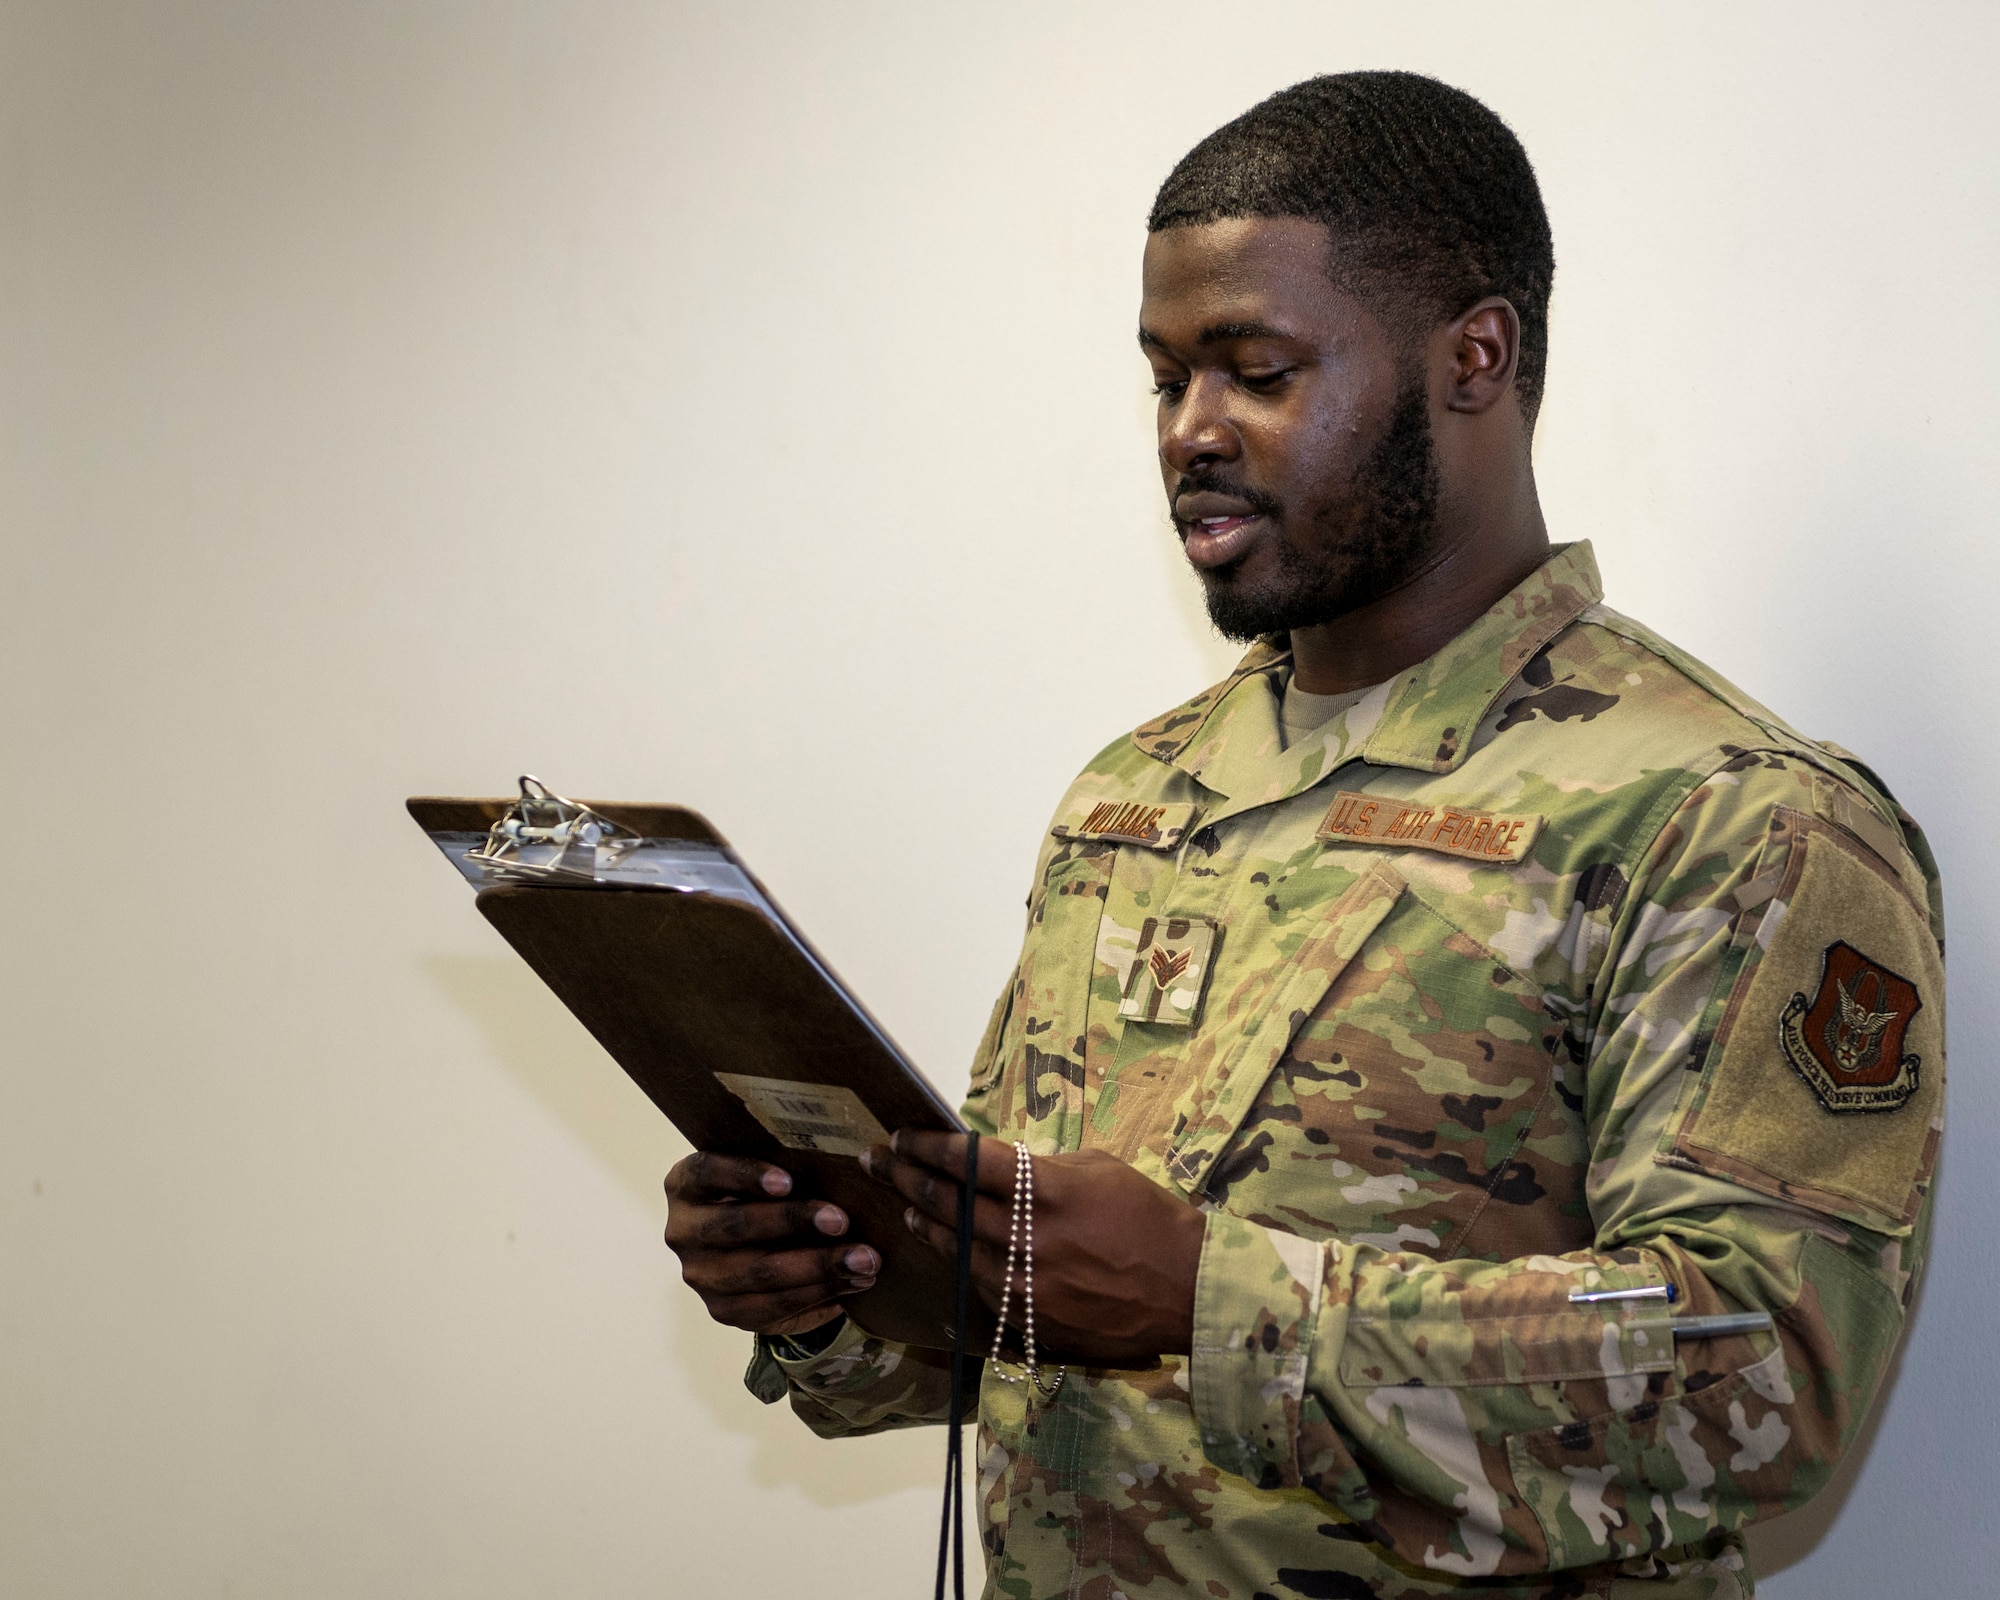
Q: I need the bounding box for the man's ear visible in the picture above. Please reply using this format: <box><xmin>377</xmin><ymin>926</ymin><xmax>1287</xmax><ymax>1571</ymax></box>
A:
<box><xmin>1441</xmin><ymin>297</ymin><xmax>1520</xmax><ymax>414</ymax></box>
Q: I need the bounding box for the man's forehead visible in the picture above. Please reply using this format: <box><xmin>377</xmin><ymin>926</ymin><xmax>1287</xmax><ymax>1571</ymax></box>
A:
<box><xmin>1139</xmin><ymin>216</ymin><xmax>1365</xmax><ymax>347</ymax></box>
<box><xmin>1137</xmin><ymin>318</ymin><xmax>1294</xmax><ymax>353</ymax></box>
<box><xmin>1143</xmin><ymin>215</ymin><xmax>1331</xmax><ymax>286</ymax></box>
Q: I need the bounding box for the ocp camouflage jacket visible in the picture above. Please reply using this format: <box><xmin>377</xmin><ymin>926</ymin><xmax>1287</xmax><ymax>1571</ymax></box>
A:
<box><xmin>747</xmin><ymin>541</ymin><xmax>1945</xmax><ymax>1600</ymax></box>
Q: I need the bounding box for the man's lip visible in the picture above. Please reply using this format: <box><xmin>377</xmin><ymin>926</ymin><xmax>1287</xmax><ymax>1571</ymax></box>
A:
<box><xmin>1181</xmin><ymin>512</ymin><xmax>1265</xmax><ymax>570</ymax></box>
<box><xmin>1174</xmin><ymin>490</ymin><xmax>1259</xmax><ymax>522</ymax></box>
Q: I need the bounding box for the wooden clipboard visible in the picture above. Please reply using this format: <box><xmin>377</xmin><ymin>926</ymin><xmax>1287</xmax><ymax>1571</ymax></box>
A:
<box><xmin>409</xmin><ymin>788</ymin><xmax>976</xmax><ymax>1351</ymax></box>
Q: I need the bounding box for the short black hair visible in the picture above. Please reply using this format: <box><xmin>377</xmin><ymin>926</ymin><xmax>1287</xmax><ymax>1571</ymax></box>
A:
<box><xmin>1149</xmin><ymin>72</ymin><xmax>1555</xmax><ymax>423</ymax></box>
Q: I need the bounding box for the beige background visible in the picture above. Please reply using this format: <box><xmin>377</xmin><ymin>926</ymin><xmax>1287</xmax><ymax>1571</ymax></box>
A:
<box><xmin>4</xmin><ymin>3</ymin><xmax>1994</xmax><ymax>1594</ymax></box>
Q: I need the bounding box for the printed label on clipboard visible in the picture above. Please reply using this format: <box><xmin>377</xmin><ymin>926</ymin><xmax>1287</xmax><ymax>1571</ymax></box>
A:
<box><xmin>714</xmin><ymin>1074</ymin><xmax>892</xmax><ymax>1157</ymax></box>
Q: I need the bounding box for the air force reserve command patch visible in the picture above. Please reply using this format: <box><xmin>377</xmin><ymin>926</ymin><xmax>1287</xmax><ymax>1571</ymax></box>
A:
<box><xmin>1781</xmin><ymin>940</ymin><xmax>1924</xmax><ymax>1113</ymax></box>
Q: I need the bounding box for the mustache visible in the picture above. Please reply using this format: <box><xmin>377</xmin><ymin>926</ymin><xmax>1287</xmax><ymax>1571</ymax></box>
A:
<box><xmin>1170</xmin><ymin>473</ymin><xmax>1283</xmax><ymax>525</ymax></box>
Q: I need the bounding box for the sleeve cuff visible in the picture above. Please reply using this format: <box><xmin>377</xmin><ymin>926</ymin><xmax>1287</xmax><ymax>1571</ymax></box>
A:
<box><xmin>743</xmin><ymin>1315</ymin><xmax>865</xmax><ymax>1405</ymax></box>
<box><xmin>1190</xmin><ymin>1209</ymin><xmax>1330</xmax><ymax>1487</ymax></box>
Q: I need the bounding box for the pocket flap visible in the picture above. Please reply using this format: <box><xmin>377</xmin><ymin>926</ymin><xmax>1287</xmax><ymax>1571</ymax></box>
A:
<box><xmin>1339</xmin><ymin>1261</ymin><xmax>1676</xmax><ymax>1389</ymax></box>
<box><xmin>1341</xmin><ymin>1308</ymin><xmax>1675</xmax><ymax>1388</ymax></box>
<box><xmin>1165</xmin><ymin>860</ymin><xmax>1406</xmax><ymax>1195</ymax></box>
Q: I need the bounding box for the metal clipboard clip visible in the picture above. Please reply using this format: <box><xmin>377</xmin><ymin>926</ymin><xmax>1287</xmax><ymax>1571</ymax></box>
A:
<box><xmin>461</xmin><ymin>775</ymin><xmax>641</xmax><ymax>884</ymax></box>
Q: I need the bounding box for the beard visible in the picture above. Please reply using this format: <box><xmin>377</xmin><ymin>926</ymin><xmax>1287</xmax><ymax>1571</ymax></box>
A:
<box><xmin>1190</xmin><ymin>379</ymin><xmax>1442</xmax><ymax>644</ymax></box>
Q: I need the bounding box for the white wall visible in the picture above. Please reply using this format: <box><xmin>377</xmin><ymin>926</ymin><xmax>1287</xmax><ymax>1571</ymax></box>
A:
<box><xmin>4</xmin><ymin>3</ymin><xmax>1994</xmax><ymax>1594</ymax></box>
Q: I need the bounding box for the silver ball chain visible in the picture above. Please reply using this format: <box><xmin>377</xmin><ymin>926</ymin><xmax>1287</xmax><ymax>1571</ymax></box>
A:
<box><xmin>986</xmin><ymin>1141</ymin><xmax>1065</xmax><ymax>1399</ymax></box>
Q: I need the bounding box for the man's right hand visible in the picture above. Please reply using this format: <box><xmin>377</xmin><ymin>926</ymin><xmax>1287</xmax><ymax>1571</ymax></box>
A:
<box><xmin>663</xmin><ymin>1152</ymin><xmax>880</xmax><ymax>1337</ymax></box>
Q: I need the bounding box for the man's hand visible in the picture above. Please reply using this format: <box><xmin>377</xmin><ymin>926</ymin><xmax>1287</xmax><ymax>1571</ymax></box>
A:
<box><xmin>863</xmin><ymin>1132</ymin><xmax>1205</xmax><ymax>1367</ymax></box>
<box><xmin>663</xmin><ymin>1152</ymin><xmax>880</xmax><ymax>1337</ymax></box>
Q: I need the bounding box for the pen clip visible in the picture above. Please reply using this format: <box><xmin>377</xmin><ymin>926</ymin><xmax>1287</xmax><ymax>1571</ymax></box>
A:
<box><xmin>1568</xmin><ymin>1283</ymin><xmax>1677</xmax><ymax>1305</ymax></box>
<box><xmin>1667</xmin><ymin>1311</ymin><xmax>1775</xmax><ymax>1341</ymax></box>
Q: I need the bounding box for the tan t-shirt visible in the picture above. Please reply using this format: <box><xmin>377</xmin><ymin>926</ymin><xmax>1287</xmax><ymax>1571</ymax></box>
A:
<box><xmin>1278</xmin><ymin>678</ymin><xmax>1378</xmax><ymax>749</ymax></box>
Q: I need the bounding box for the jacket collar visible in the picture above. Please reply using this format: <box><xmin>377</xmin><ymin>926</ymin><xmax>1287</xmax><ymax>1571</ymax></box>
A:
<box><xmin>1129</xmin><ymin>541</ymin><xmax>1604</xmax><ymax>795</ymax></box>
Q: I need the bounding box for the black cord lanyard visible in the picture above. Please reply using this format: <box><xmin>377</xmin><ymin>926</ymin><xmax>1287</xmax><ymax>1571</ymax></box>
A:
<box><xmin>935</xmin><ymin>1131</ymin><xmax>978</xmax><ymax>1600</ymax></box>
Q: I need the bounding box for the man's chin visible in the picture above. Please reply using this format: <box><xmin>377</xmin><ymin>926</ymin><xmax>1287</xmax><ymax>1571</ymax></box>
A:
<box><xmin>1199</xmin><ymin>550</ymin><xmax>1435</xmax><ymax>644</ymax></box>
<box><xmin>1200</xmin><ymin>573</ymin><xmax>1310</xmax><ymax>644</ymax></box>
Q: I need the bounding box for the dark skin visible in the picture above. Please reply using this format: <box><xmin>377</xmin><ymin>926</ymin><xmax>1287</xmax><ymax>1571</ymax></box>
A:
<box><xmin>1147</xmin><ymin>215</ymin><xmax>1549</xmax><ymax>691</ymax></box>
<box><xmin>664</xmin><ymin>214</ymin><xmax>1551</xmax><ymax>1360</ymax></box>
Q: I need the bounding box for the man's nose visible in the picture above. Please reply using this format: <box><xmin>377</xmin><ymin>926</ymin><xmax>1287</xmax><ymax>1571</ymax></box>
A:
<box><xmin>1159</xmin><ymin>373</ymin><xmax>1241</xmax><ymax>476</ymax></box>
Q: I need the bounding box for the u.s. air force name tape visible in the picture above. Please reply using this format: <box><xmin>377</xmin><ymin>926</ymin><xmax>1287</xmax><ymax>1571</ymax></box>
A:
<box><xmin>1315</xmin><ymin>790</ymin><xmax>1542</xmax><ymax>864</ymax></box>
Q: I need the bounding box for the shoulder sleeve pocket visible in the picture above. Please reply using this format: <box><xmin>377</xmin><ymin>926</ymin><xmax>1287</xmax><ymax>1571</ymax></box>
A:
<box><xmin>1668</xmin><ymin>816</ymin><xmax>1944</xmax><ymax>1233</ymax></box>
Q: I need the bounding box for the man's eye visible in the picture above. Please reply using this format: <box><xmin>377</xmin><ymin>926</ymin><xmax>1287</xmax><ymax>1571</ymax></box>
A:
<box><xmin>1151</xmin><ymin>379</ymin><xmax>1187</xmax><ymax>401</ymax></box>
<box><xmin>1239</xmin><ymin>368</ymin><xmax>1295</xmax><ymax>391</ymax></box>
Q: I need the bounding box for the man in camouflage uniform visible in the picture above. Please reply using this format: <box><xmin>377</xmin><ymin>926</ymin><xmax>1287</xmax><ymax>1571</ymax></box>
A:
<box><xmin>665</xmin><ymin>73</ymin><xmax>1943</xmax><ymax>1599</ymax></box>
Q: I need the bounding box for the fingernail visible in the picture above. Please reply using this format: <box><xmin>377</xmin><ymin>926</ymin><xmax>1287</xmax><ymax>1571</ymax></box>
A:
<box><xmin>814</xmin><ymin>1206</ymin><xmax>847</xmax><ymax>1236</ymax></box>
<box><xmin>858</xmin><ymin>1149</ymin><xmax>875</xmax><ymax>1177</ymax></box>
<box><xmin>890</xmin><ymin>1130</ymin><xmax>904</xmax><ymax>1154</ymax></box>
<box><xmin>844</xmin><ymin>1246</ymin><xmax>878</xmax><ymax>1274</ymax></box>
<box><xmin>760</xmin><ymin>1169</ymin><xmax>791</xmax><ymax>1196</ymax></box>
<box><xmin>839</xmin><ymin>1277</ymin><xmax>876</xmax><ymax>1295</ymax></box>
<box><xmin>904</xmin><ymin>1207</ymin><xmax>921</xmax><ymax>1235</ymax></box>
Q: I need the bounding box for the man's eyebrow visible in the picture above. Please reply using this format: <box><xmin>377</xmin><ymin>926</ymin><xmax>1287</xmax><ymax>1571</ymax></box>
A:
<box><xmin>1137</xmin><ymin>320</ymin><xmax>1296</xmax><ymax>352</ymax></box>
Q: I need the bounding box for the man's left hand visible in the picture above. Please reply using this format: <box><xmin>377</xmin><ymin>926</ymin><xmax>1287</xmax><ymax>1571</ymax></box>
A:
<box><xmin>862</xmin><ymin>1132</ymin><xmax>1205</xmax><ymax>1367</ymax></box>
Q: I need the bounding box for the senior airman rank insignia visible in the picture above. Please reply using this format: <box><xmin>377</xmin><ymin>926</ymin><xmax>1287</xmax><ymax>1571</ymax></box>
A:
<box><xmin>1780</xmin><ymin>940</ymin><xmax>1923</xmax><ymax>1113</ymax></box>
<box><xmin>1118</xmin><ymin>915</ymin><xmax>1219</xmax><ymax>1028</ymax></box>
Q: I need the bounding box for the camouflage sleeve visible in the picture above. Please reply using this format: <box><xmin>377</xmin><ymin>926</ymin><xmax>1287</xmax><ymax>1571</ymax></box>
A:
<box><xmin>744</xmin><ymin>1317</ymin><xmax>968</xmax><ymax>1437</ymax></box>
<box><xmin>1189</xmin><ymin>755</ymin><xmax>1943</xmax><ymax>1577</ymax></box>
<box><xmin>740</xmin><ymin>964</ymin><xmax>1021</xmax><ymax>1433</ymax></box>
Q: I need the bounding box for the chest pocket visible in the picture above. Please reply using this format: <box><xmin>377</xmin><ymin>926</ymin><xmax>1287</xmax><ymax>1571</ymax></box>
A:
<box><xmin>985</xmin><ymin>834</ymin><xmax>1116</xmax><ymax>1149</ymax></box>
<box><xmin>1190</xmin><ymin>881</ymin><xmax>1579</xmax><ymax>1262</ymax></box>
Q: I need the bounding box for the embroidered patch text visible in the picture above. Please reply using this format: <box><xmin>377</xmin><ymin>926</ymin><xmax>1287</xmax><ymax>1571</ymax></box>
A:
<box><xmin>1779</xmin><ymin>940</ymin><xmax>1923</xmax><ymax>1113</ymax></box>
<box><xmin>1315</xmin><ymin>790</ymin><xmax>1541</xmax><ymax>864</ymax></box>
<box><xmin>1053</xmin><ymin>799</ymin><xmax>1200</xmax><ymax>850</ymax></box>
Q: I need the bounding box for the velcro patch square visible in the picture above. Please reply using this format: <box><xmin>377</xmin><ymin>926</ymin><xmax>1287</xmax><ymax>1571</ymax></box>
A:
<box><xmin>1673</xmin><ymin>818</ymin><xmax>1945</xmax><ymax>1230</ymax></box>
<box><xmin>1118</xmin><ymin>915</ymin><xmax>1219</xmax><ymax>1027</ymax></box>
